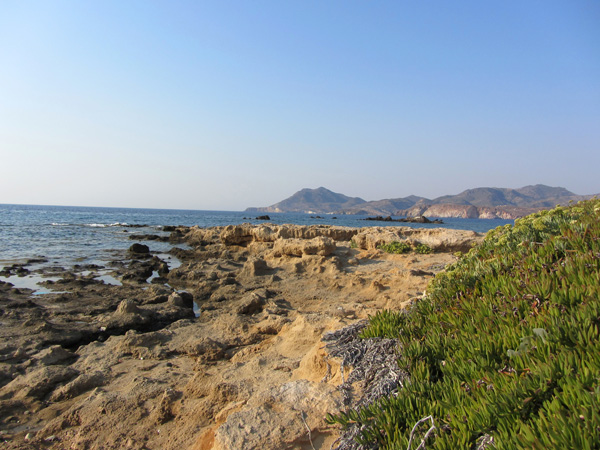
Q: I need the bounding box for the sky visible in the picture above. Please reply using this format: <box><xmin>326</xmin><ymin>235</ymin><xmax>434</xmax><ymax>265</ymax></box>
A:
<box><xmin>1</xmin><ymin>1</ymin><xmax>599</xmax><ymax>210</ymax></box>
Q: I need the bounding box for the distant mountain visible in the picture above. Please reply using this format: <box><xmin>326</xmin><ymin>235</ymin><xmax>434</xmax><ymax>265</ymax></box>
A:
<box><xmin>428</xmin><ymin>185</ymin><xmax>583</xmax><ymax>208</ymax></box>
<box><xmin>337</xmin><ymin>196</ymin><xmax>427</xmax><ymax>216</ymax></box>
<box><xmin>245</xmin><ymin>187</ymin><xmax>366</xmax><ymax>214</ymax></box>
<box><xmin>246</xmin><ymin>185</ymin><xmax>598</xmax><ymax>219</ymax></box>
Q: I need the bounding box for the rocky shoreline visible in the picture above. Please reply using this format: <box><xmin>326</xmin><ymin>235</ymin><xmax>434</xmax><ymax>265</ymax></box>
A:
<box><xmin>0</xmin><ymin>224</ymin><xmax>482</xmax><ymax>450</ymax></box>
<box><xmin>362</xmin><ymin>215</ymin><xmax>444</xmax><ymax>224</ymax></box>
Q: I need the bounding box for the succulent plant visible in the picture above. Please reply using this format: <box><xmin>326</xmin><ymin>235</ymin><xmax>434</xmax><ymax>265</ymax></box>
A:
<box><xmin>329</xmin><ymin>199</ymin><xmax>600</xmax><ymax>450</ymax></box>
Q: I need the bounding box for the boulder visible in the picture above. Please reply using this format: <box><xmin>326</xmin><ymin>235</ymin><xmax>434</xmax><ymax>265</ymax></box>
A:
<box><xmin>239</xmin><ymin>258</ymin><xmax>271</xmax><ymax>278</ymax></box>
<box><xmin>34</xmin><ymin>345</ymin><xmax>75</xmax><ymax>366</ymax></box>
<box><xmin>116</xmin><ymin>299</ymin><xmax>141</xmax><ymax>315</ymax></box>
<box><xmin>236</xmin><ymin>292</ymin><xmax>265</xmax><ymax>315</ymax></box>
<box><xmin>168</xmin><ymin>292</ymin><xmax>194</xmax><ymax>309</ymax></box>
<box><xmin>129</xmin><ymin>243</ymin><xmax>150</xmax><ymax>255</ymax></box>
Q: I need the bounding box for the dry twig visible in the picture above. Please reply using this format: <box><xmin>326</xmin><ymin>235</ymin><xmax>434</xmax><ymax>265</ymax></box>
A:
<box><xmin>322</xmin><ymin>320</ymin><xmax>408</xmax><ymax>450</ymax></box>
<box><xmin>406</xmin><ymin>415</ymin><xmax>436</xmax><ymax>450</ymax></box>
<box><xmin>300</xmin><ymin>410</ymin><xmax>317</xmax><ymax>450</ymax></box>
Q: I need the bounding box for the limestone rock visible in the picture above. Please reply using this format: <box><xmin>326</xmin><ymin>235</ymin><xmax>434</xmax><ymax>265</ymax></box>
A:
<box><xmin>353</xmin><ymin>226</ymin><xmax>482</xmax><ymax>253</ymax></box>
<box><xmin>236</xmin><ymin>292</ymin><xmax>265</xmax><ymax>315</ymax></box>
<box><xmin>199</xmin><ymin>224</ymin><xmax>358</xmax><ymax>247</ymax></box>
<box><xmin>49</xmin><ymin>371</ymin><xmax>106</xmax><ymax>401</ymax></box>
<box><xmin>213</xmin><ymin>380</ymin><xmax>342</xmax><ymax>450</ymax></box>
<box><xmin>168</xmin><ymin>292</ymin><xmax>193</xmax><ymax>309</ymax></box>
<box><xmin>116</xmin><ymin>299</ymin><xmax>141</xmax><ymax>315</ymax></box>
<box><xmin>150</xmin><ymin>388</ymin><xmax>180</xmax><ymax>424</ymax></box>
<box><xmin>34</xmin><ymin>345</ymin><xmax>76</xmax><ymax>366</ymax></box>
<box><xmin>181</xmin><ymin>337</ymin><xmax>226</xmax><ymax>361</ymax></box>
<box><xmin>0</xmin><ymin>366</ymin><xmax>78</xmax><ymax>400</ymax></box>
<box><xmin>129</xmin><ymin>243</ymin><xmax>150</xmax><ymax>255</ymax></box>
<box><xmin>239</xmin><ymin>258</ymin><xmax>271</xmax><ymax>278</ymax></box>
<box><xmin>272</xmin><ymin>236</ymin><xmax>336</xmax><ymax>257</ymax></box>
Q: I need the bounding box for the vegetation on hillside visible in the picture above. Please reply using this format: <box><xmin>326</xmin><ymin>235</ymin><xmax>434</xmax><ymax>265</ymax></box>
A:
<box><xmin>329</xmin><ymin>199</ymin><xmax>600</xmax><ymax>449</ymax></box>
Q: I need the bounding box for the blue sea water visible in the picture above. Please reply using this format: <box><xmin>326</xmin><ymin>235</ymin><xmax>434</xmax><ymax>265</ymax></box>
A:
<box><xmin>0</xmin><ymin>203</ymin><xmax>513</xmax><ymax>271</ymax></box>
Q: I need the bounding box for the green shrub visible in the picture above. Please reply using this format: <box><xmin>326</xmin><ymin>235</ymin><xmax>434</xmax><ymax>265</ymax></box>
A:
<box><xmin>328</xmin><ymin>199</ymin><xmax>600</xmax><ymax>449</ymax></box>
<box><xmin>378</xmin><ymin>241</ymin><xmax>411</xmax><ymax>254</ymax></box>
<box><xmin>415</xmin><ymin>243</ymin><xmax>433</xmax><ymax>254</ymax></box>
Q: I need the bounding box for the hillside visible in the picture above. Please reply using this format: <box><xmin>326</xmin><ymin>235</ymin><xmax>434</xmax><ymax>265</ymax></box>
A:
<box><xmin>330</xmin><ymin>199</ymin><xmax>600</xmax><ymax>449</ymax></box>
<box><xmin>428</xmin><ymin>185</ymin><xmax>582</xmax><ymax>208</ymax></box>
<box><xmin>247</xmin><ymin>185</ymin><xmax>597</xmax><ymax>219</ymax></box>
<box><xmin>245</xmin><ymin>187</ymin><xmax>366</xmax><ymax>214</ymax></box>
<box><xmin>339</xmin><ymin>196</ymin><xmax>427</xmax><ymax>216</ymax></box>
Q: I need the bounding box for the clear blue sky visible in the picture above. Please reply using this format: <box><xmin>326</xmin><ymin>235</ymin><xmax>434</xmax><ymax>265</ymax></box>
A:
<box><xmin>1</xmin><ymin>1</ymin><xmax>599</xmax><ymax>210</ymax></box>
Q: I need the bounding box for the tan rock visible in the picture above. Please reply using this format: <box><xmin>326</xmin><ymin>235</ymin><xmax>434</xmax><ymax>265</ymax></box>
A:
<box><xmin>272</xmin><ymin>236</ymin><xmax>336</xmax><ymax>257</ymax></box>
<box><xmin>0</xmin><ymin>366</ymin><xmax>78</xmax><ymax>400</ymax></box>
<box><xmin>0</xmin><ymin>223</ymin><xmax>475</xmax><ymax>450</ymax></box>
<box><xmin>34</xmin><ymin>345</ymin><xmax>75</xmax><ymax>366</ymax></box>
<box><xmin>49</xmin><ymin>371</ymin><xmax>106</xmax><ymax>401</ymax></box>
<box><xmin>239</xmin><ymin>257</ymin><xmax>271</xmax><ymax>277</ymax></box>
<box><xmin>115</xmin><ymin>299</ymin><xmax>141</xmax><ymax>315</ymax></box>
<box><xmin>213</xmin><ymin>380</ymin><xmax>342</xmax><ymax>450</ymax></box>
<box><xmin>353</xmin><ymin>226</ymin><xmax>482</xmax><ymax>253</ymax></box>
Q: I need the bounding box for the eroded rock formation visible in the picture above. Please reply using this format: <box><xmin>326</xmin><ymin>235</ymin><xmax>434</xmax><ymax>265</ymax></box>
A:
<box><xmin>0</xmin><ymin>224</ymin><xmax>482</xmax><ymax>450</ymax></box>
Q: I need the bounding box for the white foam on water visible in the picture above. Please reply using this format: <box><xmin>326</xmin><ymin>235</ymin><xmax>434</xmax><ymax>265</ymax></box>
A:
<box><xmin>87</xmin><ymin>222</ymin><xmax>129</xmax><ymax>228</ymax></box>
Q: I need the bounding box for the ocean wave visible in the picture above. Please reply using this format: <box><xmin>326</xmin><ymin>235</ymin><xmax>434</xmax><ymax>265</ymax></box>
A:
<box><xmin>51</xmin><ymin>223</ymin><xmax>70</xmax><ymax>226</ymax></box>
<box><xmin>87</xmin><ymin>223</ymin><xmax>129</xmax><ymax>228</ymax></box>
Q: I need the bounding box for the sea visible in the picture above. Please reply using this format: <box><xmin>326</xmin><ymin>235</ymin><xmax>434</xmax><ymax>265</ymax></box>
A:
<box><xmin>0</xmin><ymin>203</ymin><xmax>513</xmax><ymax>293</ymax></box>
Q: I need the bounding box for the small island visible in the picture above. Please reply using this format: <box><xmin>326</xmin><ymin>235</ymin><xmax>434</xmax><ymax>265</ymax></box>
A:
<box><xmin>363</xmin><ymin>215</ymin><xmax>444</xmax><ymax>224</ymax></box>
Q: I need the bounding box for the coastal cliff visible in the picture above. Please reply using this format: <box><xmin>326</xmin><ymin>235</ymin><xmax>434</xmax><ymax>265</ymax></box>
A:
<box><xmin>395</xmin><ymin>203</ymin><xmax>542</xmax><ymax>220</ymax></box>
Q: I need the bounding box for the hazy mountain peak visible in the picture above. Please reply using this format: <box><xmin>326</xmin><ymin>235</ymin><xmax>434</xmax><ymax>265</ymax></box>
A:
<box><xmin>246</xmin><ymin>187</ymin><xmax>365</xmax><ymax>214</ymax></box>
<box><xmin>246</xmin><ymin>185</ymin><xmax>596</xmax><ymax>217</ymax></box>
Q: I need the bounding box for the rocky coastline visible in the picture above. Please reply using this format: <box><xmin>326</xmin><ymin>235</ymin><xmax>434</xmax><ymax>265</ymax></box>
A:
<box><xmin>394</xmin><ymin>203</ymin><xmax>542</xmax><ymax>220</ymax></box>
<box><xmin>362</xmin><ymin>215</ymin><xmax>444</xmax><ymax>224</ymax></box>
<box><xmin>0</xmin><ymin>224</ymin><xmax>482</xmax><ymax>450</ymax></box>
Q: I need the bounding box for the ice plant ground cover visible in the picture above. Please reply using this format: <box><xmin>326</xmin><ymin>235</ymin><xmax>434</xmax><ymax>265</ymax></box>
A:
<box><xmin>329</xmin><ymin>199</ymin><xmax>600</xmax><ymax>449</ymax></box>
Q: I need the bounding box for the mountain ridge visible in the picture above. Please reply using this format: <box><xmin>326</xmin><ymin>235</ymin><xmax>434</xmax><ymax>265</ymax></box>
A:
<box><xmin>246</xmin><ymin>187</ymin><xmax>366</xmax><ymax>214</ymax></box>
<box><xmin>246</xmin><ymin>185</ymin><xmax>598</xmax><ymax>219</ymax></box>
